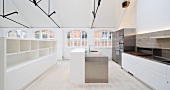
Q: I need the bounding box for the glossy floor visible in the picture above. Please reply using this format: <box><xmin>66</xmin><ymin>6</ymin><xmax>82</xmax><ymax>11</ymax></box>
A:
<box><xmin>24</xmin><ymin>60</ymin><xmax>152</xmax><ymax>90</ymax></box>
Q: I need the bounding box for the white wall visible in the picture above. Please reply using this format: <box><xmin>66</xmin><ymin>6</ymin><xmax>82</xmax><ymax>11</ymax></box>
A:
<box><xmin>137</xmin><ymin>0</ymin><xmax>170</xmax><ymax>34</ymax></box>
<box><xmin>0</xmin><ymin>29</ymin><xmax>2</xmax><ymax>37</ymax></box>
<box><xmin>0</xmin><ymin>28</ymin><xmax>63</xmax><ymax>60</ymax></box>
<box><xmin>118</xmin><ymin>0</ymin><xmax>137</xmax><ymax>30</ymax></box>
<box><xmin>62</xmin><ymin>28</ymin><xmax>116</xmax><ymax>60</ymax></box>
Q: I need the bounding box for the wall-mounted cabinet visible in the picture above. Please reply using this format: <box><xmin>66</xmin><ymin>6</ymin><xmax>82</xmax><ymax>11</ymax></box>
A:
<box><xmin>0</xmin><ymin>37</ymin><xmax>57</xmax><ymax>90</ymax></box>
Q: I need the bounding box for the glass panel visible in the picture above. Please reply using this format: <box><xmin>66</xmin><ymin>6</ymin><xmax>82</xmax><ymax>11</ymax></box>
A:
<box><xmin>35</xmin><ymin>31</ymin><xmax>40</xmax><ymax>39</ymax></box>
<box><xmin>104</xmin><ymin>40</ymin><xmax>107</xmax><ymax>46</ymax></box>
<box><xmin>77</xmin><ymin>39</ymin><xmax>80</xmax><ymax>46</ymax></box>
<box><xmin>22</xmin><ymin>31</ymin><xmax>27</xmax><ymax>38</ymax></box>
<box><xmin>74</xmin><ymin>30</ymin><xmax>80</xmax><ymax>39</ymax></box>
<box><xmin>85</xmin><ymin>41</ymin><xmax>87</xmax><ymax>46</ymax></box>
<box><xmin>109</xmin><ymin>40</ymin><xmax>112</xmax><ymax>46</ymax></box>
<box><xmin>8</xmin><ymin>31</ymin><xmax>17</xmax><ymax>38</ymax></box>
<box><xmin>67</xmin><ymin>40</ymin><xmax>72</xmax><ymax>47</ymax></box>
<box><xmin>67</xmin><ymin>32</ymin><xmax>71</xmax><ymax>39</ymax></box>
<box><xmin>49</xmin><ymin>31</ymin><xmax>54</xmax><ymax>39</ymax></box>
<box><xmin>42</xmin><ymin>30</ymin><xmax>48</xmax><ymax>39</ymax></box>
<box><xmin>109</xmin><ymin>32</ymin><xmax>112</xmax><ymax>39</ymax></box>
<box><xmin>102</xmin><ymin>40</ymin><xmax>104</xmax><ymax>46</ymax></box>
<box><xmin>74</xmin><ymin>39</ymin><xmax>78</xmax><ymax>46</ymax></box>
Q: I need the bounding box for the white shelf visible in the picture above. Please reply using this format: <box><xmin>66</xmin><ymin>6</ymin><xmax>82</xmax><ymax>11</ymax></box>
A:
<box><xmin>7</xmin><ymin>39</ymin><xmax>20</xmax><ymax>54</ymax></box>
<box><xmin>150</xmin><ymin>36</ymin><xmax>170</xmax><ymax>39</ymax></box>
<box><xmin>6</xmin><ymin>54</ymin><xmax>51</xmax><ymax>73</ymax></box>
<box><xmin>0</xmin><ymin>37</ymin><xmax>57</xmax><ymax>90</ymax></box>
<box><xmin>6</xmin><ymin>51</ymin><xmax>39</xmax><ymax>68</ymax></box>
<box><xmin>39</xmin><ymin>48</ymin><xmax>49</xmax><ymax>57</ymax></box>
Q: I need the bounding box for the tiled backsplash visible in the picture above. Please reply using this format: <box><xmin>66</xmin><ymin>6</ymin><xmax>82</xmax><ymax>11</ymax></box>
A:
<box><xmin>136</xmin><ymin>30</ymin><xmax>170</xmax><ymax>49</ymax></box>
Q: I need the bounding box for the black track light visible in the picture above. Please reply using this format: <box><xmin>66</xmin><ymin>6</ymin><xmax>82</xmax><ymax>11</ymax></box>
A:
<box><xmin>0</xmin><ymin>0</ymin><xmax>29</xmax><ymax>28</ymax></box>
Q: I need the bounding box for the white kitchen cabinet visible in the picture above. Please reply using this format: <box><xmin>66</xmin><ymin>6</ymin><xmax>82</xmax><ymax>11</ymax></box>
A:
<box><xmin>167</xmin><ymin>66</ymin><xmax>170</xmax><ymax>82</ymax></box>
<box><xmin>148</xmin><ymin>69</ymin><xmax>167</xmax><ymax>90</ymax></box>
<box><xmin>135</xmin><ymin>64</ymin><xmax>149</xmax><ymax>84</ymax></box>
<box><xmin>122</xmin><ymin>53</ymin><xmax>168</xmax><ymax>90</ymax></box>
<box><xmin>167</xmin><ymin>83</ymin><xmax>170</xmax><ymax>90</ymax></box>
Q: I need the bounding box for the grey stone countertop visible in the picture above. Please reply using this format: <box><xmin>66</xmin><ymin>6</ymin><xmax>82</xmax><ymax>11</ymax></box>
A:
<box><xmin>124</xmin><ymin>52</ymin><xmax>170</xmax><ymax>65</ymax></box>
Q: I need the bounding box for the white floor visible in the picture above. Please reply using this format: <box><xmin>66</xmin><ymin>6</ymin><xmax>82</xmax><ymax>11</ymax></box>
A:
<box><xmin>24</xmin><ymin>60</ymin><xmax>152</xmax><ymax>90</ymax></box>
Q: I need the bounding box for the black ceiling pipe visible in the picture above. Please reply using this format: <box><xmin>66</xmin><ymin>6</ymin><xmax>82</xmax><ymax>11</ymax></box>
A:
<box><xmin>29</xmin><ymin>0</ymin><xmax>60</xmax><ymax>28</ymax></box>
<box><xmin>0</xmin><ymin>0</ymin><xmax>29</xmax><ymax>28</ymax></box>
<box><xmin>91</xmin><ymin>0</ymin><xmax>102</xmax><ymax>28</ymax></box>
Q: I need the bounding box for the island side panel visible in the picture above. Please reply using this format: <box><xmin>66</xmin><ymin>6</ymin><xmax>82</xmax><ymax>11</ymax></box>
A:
<box><xmin>70</xmin><ymin>49</ymin><xmax>85</xmax><ymax>83</ymax></box>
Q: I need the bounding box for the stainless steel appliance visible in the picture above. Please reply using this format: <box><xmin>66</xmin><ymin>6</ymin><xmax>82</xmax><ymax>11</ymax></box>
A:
<box><xmin>112</xmin><ymin>28</ymin><xmax>136</xmax><ymax>66</ymax></box>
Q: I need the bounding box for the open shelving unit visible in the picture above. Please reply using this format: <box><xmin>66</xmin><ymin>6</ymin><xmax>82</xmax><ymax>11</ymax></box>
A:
<box><xmin>0</xmin><ymin>37</ymin><xmax>57</xmax><ymax>90</ymax></box>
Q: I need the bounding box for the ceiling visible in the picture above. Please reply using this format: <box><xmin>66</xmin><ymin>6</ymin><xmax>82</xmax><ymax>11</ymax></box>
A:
<box><xmin>0</xmin><ymin>0</ymin><xmax>126</xmax><ymax>28</ymax></box>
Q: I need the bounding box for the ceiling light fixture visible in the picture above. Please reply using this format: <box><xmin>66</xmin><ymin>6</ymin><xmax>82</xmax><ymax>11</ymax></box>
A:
<box><xmin>91</xmin><ymin>0</ymin><xmax>101</xmax><ymax>29</ymax></box>
<box><xmin>29</xmin><ymin>0</ymin><xmax>60</xmax><ymax>28</ymax></box>
<box><xmin>0</xmin><ymin>0</ymin><xmax>29</xmax><ymax>28</ymax></box>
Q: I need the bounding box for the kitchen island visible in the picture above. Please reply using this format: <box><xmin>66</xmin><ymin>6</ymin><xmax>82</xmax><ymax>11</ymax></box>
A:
<box><xmin>70</xmin><ymin>48</ymin><xmax>108</xmax><ymax>83</ymax></box>
<box><xmin>85</xmin><ymin>52</ymin><xmax>108</xmax><ymax>83</ymax></box>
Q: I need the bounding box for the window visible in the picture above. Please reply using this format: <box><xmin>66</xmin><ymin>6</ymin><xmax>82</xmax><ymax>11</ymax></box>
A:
<box><xmin>94</xmin><ymin>30</ymin><xmax>112</xmax><ymax>47</ymax></box>
<box><xmin>67</xmin><ymin>30</ymin><xmax>87</xmax><ymax>47</ymax></box>
<box><xmin>8</xmin><ymin>30</ymin><xmax>27</xmax><ymax>38</ymax></box>
<box><xmin>35</xmin><ymin>30</ymin><xmax>54</xmax><ymax>39</ymax></box>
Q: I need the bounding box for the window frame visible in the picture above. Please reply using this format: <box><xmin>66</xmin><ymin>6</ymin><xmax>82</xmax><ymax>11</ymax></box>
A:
<box><xmin>7</xmin><ymin>30</ymin><xmax>27</xmax><ymax>38</ymax></box>
<box><xmin>34</xmin><ymin>30</ymin><xmax>55</xmax><ymax>40</ymax></box>
<box><xmin>66</xmin><ymin>30</ymin><xmax>88</xmax><ymax>48</ymax></box>
<box><xmin>94</xmin><ymin>30</ymin><xmax>112</xmax><ymax>48</ymax></box>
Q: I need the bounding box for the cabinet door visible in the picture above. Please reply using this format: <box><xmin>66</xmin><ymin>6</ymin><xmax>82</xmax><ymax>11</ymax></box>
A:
<box><xmin>167</xmin><ymin>83</ymin><xmax>170</xmax><ymax>90</ymax></box>
<box><xmin>167</xmin><ymin>66</ymin><xmax>170</xmax><ymax>82</ymax></box>
<box><xmin>148</xmin><ymin>69</ymin><xmax>167</xmax><ymax>90</ymax></box>
<box><xmin>135</xmin><ymin>64</ymin><xmax>149</xmax><ymax>84</ymax></box>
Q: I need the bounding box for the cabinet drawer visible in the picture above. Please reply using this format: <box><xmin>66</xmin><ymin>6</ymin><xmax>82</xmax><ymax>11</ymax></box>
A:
<box><xmin>131</xmin><ymin>54</ymin><xmax>167</xmax><ymax>75</ymax></box>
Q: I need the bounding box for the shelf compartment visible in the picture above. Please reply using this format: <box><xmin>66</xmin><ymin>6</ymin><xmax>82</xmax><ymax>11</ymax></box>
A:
<box><xmin>49</xmin><ymin>48</ymin><xmax>56</xmax><ymax>54</ymax></box>
<box><xmin>39</xmin><ymin>41</ymin><xmax>52</xmax><ymax>49</ymax></box>
<box><xmin>52</xmin><ymin>41</ymin><xmax>57</xmax><ymax>48</ymax></box>
<box><xmin>20</xmin><ymin>40</ymin><xmax>31</xmax><ymax>52</ymax></box>
<box><xmin>7</xmin><ymin>51</ymin><xmax>39</xmax><ymax>69</ymax></box>
<box><xmin>39</xmin><ymin>48</ymin><xmax>49</xmax><ymax>57</ymax></box>
<box><xmin>31</xmin><ymin>40</ymin><xmax>39</xmax><ymax>50</ymax></box>
<box><xmin>7</xmin><ymin>39</ymin><xmax>20</xmax><ymax>54</ymax></box>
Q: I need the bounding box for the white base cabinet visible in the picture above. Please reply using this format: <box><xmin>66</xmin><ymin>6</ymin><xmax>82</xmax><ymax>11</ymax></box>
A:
<box><xmin>0</xmin><ymin>37</ymin><xmax>57</xmax><ymax>90</ymax></box>
<box><xmin>70</xmin><ymin>48</ymin><xmax>85</xmax><ymax>83</ymax></box>
<box><xmin>167</xmin><ymin>83</ymin><xmax>170</xmax><ymax>90</ymax></box>
<box><xmin>122</xmin><ymin>53</ymin><xmax>168</xmax><ymax>90</ymax></box>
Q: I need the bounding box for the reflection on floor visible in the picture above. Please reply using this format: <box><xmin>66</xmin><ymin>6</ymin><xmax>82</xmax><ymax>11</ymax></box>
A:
<box><xmin>24</xmin><ymin>60</ymin><xmax>151</xmax><ymax>90</ymax></box>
